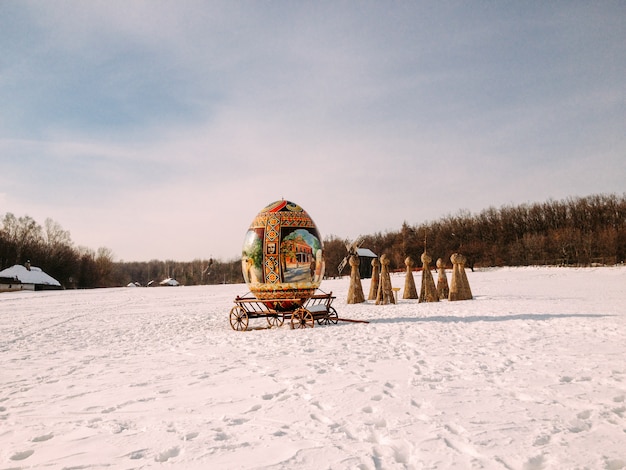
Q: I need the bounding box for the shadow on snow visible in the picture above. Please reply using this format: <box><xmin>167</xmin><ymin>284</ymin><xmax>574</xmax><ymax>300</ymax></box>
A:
<box><xmin>370</xmin><ymin>313</ymin><xmax>612</xmax><ymax>324</ymax></box>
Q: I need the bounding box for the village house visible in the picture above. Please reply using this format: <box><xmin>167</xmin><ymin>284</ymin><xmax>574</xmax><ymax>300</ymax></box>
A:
<box><xmin>0</xmin><ymin>261</ymin><xmax>62</xmax><ymax>292</ymax></box>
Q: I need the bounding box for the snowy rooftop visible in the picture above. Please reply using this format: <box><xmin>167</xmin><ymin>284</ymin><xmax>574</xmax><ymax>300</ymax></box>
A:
<box><xmin>357</xmin><ymin>247</ymin><xmax>377</xmax><ymax>257</ymax></box>
<box><xmin>0</xmin><ymin>264</ymin><xmax>61</xmax><ymax>286</ymax></box>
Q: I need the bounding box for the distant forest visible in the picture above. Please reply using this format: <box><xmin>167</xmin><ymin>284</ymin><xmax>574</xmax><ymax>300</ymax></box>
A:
<box><xmin>1</xmin><ymin>193</ymin><xmax>625</xmax><ymax>289</ymax></box>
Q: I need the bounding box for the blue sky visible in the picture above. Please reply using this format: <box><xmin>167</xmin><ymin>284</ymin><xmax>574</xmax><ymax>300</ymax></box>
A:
<box><xmin>1</xmin><ymin>1</ymin><xmax>625</xmax><ymax>262</ymax></box>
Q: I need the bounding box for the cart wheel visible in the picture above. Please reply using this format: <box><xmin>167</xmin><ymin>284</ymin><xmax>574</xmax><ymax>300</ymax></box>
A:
<box><xmin>229</xmin><ymin>306</ymin><xmax>249</xmax><ymax>331</ymax></box>
<box><xmin>316</xmin><ymin>310</ymin><xmax>329</xmax><ymax>325</ymax></box>
<box><xmin>267</xmin><ymin>314</ymin><xmax>284</xmax><ymax>328</ymax></box>
<box><xmin>291</xmin><ymin>308</ymin><xmax>314</xmax><ymax>329</ymax></box>
<box><xmin>325</xmin><ymin>307</ymin><xmax>339</xmax><ymax>325</ymax></box>
<box><xmin>327</xmin><ymin>307</ymin><xmax>339</xmax><ymax>324</ymax></box>
<box><xmin>317</xmin><ymin>307</ymin><xmax>339</xmax><ymax>325</ymax></box>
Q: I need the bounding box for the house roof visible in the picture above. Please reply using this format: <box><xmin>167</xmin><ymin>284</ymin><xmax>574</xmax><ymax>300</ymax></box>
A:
<box><xmin>159</xmin><ymin>278</ymin><xmax>180</xmax><ymax>286</ymax></box>
<box><xmin>357</xmin><ymin>248</ymin><xmax>377</xmax><ymax>258</ymax></box>
<box><xmin>0</xmin><ymin>264</ymin><xmax>61</xmax><ymax>286</ymax></box>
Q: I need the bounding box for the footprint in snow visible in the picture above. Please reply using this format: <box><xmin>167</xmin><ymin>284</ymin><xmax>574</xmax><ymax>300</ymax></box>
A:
<box><xmin>310</xmin><ymin>412</ymin><xmax>334</xmax><ymax>425</ymax></box>
<box><xmin>604</xmin><ymin>458</ymin><xmax>626</xmax><ymax>470</ymax></box>
<box><xmin>130</xmin><ymin>381</ymin><xmax>149</xmax><ymax>387</ymax></box>
<box><xmin>32</xmin><ymin>433</ymin><xmax>54</xmax><ymax>442</ymax></box>
<box><xmin>612</xmin><ymin>406</ymin><xmax>626</xmax><ymax>418</ymax></box>
<box><xmin>10</xmin><ymin>450</ymin><xmax>34</xmax><ymax>461</ymax></box>
<box><xmin>154</xmin><ymin>446</ymin><xmax>180</xmax><ymax>462</ymax></box>
<box><xmin>523</xmin><ymin>453</ymin><xmax>547</xmax><ymax>470</ymax></box>
<box><xmin>226</xmin><ymin>417</ymin><xmax>249</xmax><ymax>426</ymax></box>
<box><xmin>127</xmin><ymin>448</ymin><xmax>148</xmax><ymax>460</ymax></box>
<box><xmin>568</xmin><ymin>419</ymin><xmax>591</xmax><ymax>433</ymax></box>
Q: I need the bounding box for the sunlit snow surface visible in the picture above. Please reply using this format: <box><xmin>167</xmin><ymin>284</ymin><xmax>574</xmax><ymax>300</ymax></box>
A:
<box><xmin>1</xmin><ymin>267</ymin><xmax>625</xmax><ymax>469</ymax></box>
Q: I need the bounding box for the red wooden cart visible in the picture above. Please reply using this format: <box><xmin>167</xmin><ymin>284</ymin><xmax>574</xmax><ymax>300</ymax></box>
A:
<box><xmin>229</xmin><ymin>290</ymin><xmax>338</xmax><ymax>331</ymax></box>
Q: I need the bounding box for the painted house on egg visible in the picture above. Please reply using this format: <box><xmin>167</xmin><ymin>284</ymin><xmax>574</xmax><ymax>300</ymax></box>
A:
<box><xmin>0</xmin><ymin>261</ymin><xmax>62</xmax><ymax>292</ymax></box>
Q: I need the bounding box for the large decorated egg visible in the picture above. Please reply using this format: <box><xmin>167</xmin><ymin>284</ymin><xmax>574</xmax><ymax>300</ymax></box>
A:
<box><xmin>242</xmin><ymin>200</ymin><xmax>325</xmax><ymax>310</ymax></box>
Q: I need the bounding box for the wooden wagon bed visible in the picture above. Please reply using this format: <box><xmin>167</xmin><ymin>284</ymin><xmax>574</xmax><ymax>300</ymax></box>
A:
<box><xmin>229</xmin><ymin>291</ymin><xmax>338</xmax><ymax>331</ymax></box>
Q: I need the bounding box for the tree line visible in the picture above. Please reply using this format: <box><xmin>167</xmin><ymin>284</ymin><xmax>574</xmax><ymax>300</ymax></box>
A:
<box><xmin>0</xmin><ymin>214</ymin><xmax>118</xmax><ymax>288</ymax></box>
<box><xmin>2</xmin><ymin>193</ymin><xmax>625</xmax><ymax>288</ymax></box>
<box><xmin>0</xmin><ymin>213</ymin><xmax>241</xmax><ymax>288</ymax></box>
<box><xmin>323</xmin><ymin>193</ymin><xmax>626</xmax><ymax>276</ymax></box>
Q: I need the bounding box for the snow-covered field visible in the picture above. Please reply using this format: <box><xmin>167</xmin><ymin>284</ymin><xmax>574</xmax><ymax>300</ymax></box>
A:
<box><xmin>1</xmin><ymin>266</ymin><xmax>625</xmax><ymax>469</ymax></box>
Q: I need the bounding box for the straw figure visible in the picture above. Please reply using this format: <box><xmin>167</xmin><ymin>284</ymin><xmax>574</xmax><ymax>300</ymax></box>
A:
<box><xmin>419</xmin><ymin>252</ymin><xmax>439</xmax><ymax>303</ymax></box>
<box><xmin>346</xmin><ymin>255</ymin><xmax>365</xmax><ymax>304</ymax></box>
<box><xmin>402</xmin><ymin>256</ymin><xmax>418</xmax><ymax>299</ymax></box>
<box><xmin>368</xmin><ymin>257</ymin><xmax>380</xmax><ymax>300</ymax></box>
<box><xmin>376</xmin><ymin>254</ymin><xmax>395</xmax><ymax>305</ymax></box>
<box><xmin>436</xmin><ymin>257</ymin><xmax>449</xmax><ymax>300</ymax></box>
<box><xmin>449</xmin><ymin>253</ymin><xmax>473</xmax><ymax>301</ymax></box>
